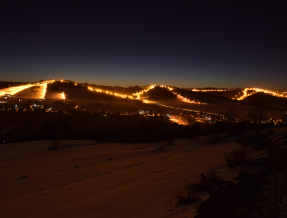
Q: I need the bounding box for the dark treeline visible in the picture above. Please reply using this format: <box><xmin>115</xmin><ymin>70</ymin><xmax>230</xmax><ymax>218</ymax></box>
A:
<box><xmin>48</xmin><ymin>81</ymin><xmax>80</xmax><ymax>92</ymax></box>
<box><xmin>0</xmin><ymin>81</ymin><xmax>25</xmax><ymax>89</ymax></box>
<box><xmin>0</xmin><ymin>109</ymin><xmax>283</xmax><ymax>145</ymax></box>
<box><xmin>243</xmin><ymin>92</ymin><xmax>287</xmax><ymax>107</ymax></box>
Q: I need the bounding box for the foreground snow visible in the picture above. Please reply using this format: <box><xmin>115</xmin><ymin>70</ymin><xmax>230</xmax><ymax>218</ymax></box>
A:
<box><xmin>1</xmin><ymin>127</ymin><xmax>286</xmax><ymax>218</ymax></box>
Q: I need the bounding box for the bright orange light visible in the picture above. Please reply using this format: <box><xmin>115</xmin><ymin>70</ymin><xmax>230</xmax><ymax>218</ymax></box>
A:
<box><xmin>60</xmin><ymin>92</ymin><xmax>65</xmax><ymax>100</ymax></box>
<box><xmin>39</xmin><ymin>83</ymin><xmax>47</xmax><ymax>99</ymax></box>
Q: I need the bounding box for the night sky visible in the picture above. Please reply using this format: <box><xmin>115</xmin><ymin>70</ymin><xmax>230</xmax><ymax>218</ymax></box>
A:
<box><xmin>1</xmin><ymin>1</ymin><xmax>287</xmax><ymax>90</ymax></box>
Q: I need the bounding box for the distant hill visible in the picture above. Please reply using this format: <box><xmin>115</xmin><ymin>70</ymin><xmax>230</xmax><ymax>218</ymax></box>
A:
<box><xmin>206</xmin><ymin>90</ymin><xmax>242</xmax><ymax>99</ymax></box>
<box><xmin>147</xmin><ymin>86</ymin><xmax>176</xmax><ymax>100</ymax></box>
<box><xmin>175</xmin><ymin>88</ymin><xmax>233</xmax><ymax>103</ymax></box>
<box><xmin>242</xmin><ymin>92</ymin><xmax>287</xmax><ymax>107</ymax></box>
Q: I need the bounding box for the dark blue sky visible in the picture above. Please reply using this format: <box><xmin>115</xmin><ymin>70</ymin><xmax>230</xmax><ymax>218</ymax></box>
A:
<box><xmin>1</xmin><ymin>1</ymin><xmax>287</xmax><ymax>90</ymax></box>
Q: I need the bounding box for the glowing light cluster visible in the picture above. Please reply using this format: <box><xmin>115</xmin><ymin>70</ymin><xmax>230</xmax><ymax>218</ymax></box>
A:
<box><xmin>160</xmin><ymin>85</ymin><xmax>173</xmax><ymax>91</ymax></box>
<box><xmin>39</xmin><ymin>83</ymin><xmax>47</xmax><ymax>99</ymax></box>
<box><xmin>61</xmin><ymin>92</ymin><xmax>66</xmax><ymax>100</ymax></box>
<box><xmin>37</xmin><ymin>80</ymin><xmax>54</xmax><ymax>99</ymax></box>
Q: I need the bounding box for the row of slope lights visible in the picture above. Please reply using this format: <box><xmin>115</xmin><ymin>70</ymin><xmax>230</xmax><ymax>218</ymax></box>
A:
<box><xmin>88</xmin><ymin>87</ymin><xmax>134</xmax><ymax>99</ymax></box>
<box><xmin>187</xmin><ymin>86</ymin><xmax>287</xmax><ymax>100</ymax></box>
<box><xmin>160</xmin><ymin>85</ymin><xmax>204</xmax><ymax>104</ymax></box>
<box><xmin>235</xmin><ymin>88</ymin><xmax>287</xmax><ymax>100</ymax></box>
<box><xmin>187</xmin><ymin>87</ymin><xmax>287</xmax><ymax>100</ymax></box>
<box><xmin>133</xmin><ymin>85</ymin><xmax>156</xmax><ymax>98</ymax></box>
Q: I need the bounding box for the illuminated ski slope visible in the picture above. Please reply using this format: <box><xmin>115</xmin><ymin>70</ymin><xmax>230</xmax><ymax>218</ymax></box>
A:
<box><xmin>0</xmin><ymin>80</ymin><xmax>54</xmax><ymax>99</ymax></box>
<box><xmin>0</xmin><ymin>84</ymin><xmax>34</xmax><ymax>96</ymax></box>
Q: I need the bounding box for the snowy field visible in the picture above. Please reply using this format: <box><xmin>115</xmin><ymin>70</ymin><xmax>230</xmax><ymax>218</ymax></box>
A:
<box><xmin>1</xmin><ymin>127</ymin><xmax>287</xmax><ymax>218</ymax></box>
